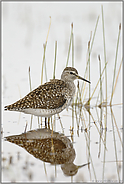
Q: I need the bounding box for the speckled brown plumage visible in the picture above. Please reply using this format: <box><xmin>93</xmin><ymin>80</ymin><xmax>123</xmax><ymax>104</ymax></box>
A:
<box><xmin>4</xmin><ymin>67</ymin><xmax>90</xmax><ymax>117</ymax></box>
<box><xmin>5</xmin><ymin>128</ymin><xmax>75</xmax><ymax>165</ymax></box>
<box><xmin>5</xmin><ymin>128</ymin><xmax>89</xmax><ymax>176</ymax></box>
<box><xmin>4</xmin><ymin>80</ymin><xmax>67</xmax><ymax>110</ymax></box>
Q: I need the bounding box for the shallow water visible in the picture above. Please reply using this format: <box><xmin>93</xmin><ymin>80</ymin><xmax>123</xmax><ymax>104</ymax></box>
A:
<box><xmin>2</xmin><ymin>2</ymin><xmax>122</xmax><ymax>182</ymax></box>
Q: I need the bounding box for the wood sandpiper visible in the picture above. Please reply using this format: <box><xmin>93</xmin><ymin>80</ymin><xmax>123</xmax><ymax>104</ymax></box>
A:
<box><xmin>4</xmin><ymin>67</ymin><xmax>90</xmax><ymax>118</ymax></box>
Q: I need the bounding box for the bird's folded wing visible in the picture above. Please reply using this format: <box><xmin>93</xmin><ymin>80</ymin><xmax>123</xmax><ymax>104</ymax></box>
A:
<box><xmin>4</xmin><ymin>80</ymin><xmax>69</xmax><ymax>110</ymax></box>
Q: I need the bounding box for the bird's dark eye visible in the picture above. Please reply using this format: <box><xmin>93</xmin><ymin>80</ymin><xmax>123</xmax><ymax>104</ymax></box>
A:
<box><xmin>70</xmin><ymin>72</ymin><xmax>73</xmax><ymax>75</ymax></box>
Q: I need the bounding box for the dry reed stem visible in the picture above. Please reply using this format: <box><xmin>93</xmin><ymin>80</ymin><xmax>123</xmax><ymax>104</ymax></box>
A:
<box><xmin>43</xmin><ymin>162</ymin><xmax>48</xmax><ymax>182</ymax></box>
<box><xmin>110</xmin><ymin>107</ymin><xmax>120</xmax><ymax>181</ymax></box>
<box><xmin>86</xmin><ymin>61</ymin><xmax>108</xmax><ymax>104</ymax></box>
<box><xmin>66</xmin><ymin>23</ymin><xmax>73</xmax><ymax>67</ymax></box>
<box><xmin>110</xmin><ymin>107</ymin><xmax>123</xmax><ymax>147</ymax></box>
<box><xmin>41</xmin><ymin>17</ymin><xmax>51</xmax><ymax>85</ymax></box>
<box><xmin>110</xmin><ymin>58</ymin><xmax>122</xmax><ymax>105</ymax></box>
<box><xmin>80</xmin><ymin>116</ymin><xmax>97</xmax><ymax>181</ymax></box>
<box><xmin>53</xmin><ymin>41</ymin><xmax>57</xmax><ymax>79</ymax></box>
<box><xmin>110</xmin><ymin>23</ymin><xmax>121</xmax><ymax>105</ymax></box>
<box><xmin>28</xmin><ymin>66</ymin><xmax>33</xmax><ymax>129</ymax></box>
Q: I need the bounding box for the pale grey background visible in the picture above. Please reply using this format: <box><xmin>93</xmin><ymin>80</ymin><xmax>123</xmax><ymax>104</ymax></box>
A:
<box><xmin>2</xmin><ymin>2</ymin><xmax>122</xmax><ymax>182</ymax></box>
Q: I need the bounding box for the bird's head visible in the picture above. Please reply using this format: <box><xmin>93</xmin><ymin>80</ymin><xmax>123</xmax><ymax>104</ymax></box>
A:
<box><xmin>61</xmin><ymin>67</ymin><xmax>91</xmax><ymax>83</ymax></box>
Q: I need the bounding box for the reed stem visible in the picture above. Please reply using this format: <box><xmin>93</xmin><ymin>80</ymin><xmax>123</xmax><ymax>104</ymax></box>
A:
<box><xmin>53</xmin><ymin>41</ymin><xmax>57</xmax><ymax>79</ymax></box>
<box><xmin>110</xmin><ymin>23</ymin><xmax>121</xmax><ymax>105</ymax></box>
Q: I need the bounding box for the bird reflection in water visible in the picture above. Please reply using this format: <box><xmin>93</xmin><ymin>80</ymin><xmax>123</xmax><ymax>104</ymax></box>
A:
<box><xmin>5</xmin><ymin>128</ymin><xmax>89</xmax><ymax>176</ymax></box>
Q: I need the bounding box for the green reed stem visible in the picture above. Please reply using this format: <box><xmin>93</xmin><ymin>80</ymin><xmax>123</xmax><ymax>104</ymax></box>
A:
<box><xmin>88</xmin><ymin>38</ymin><xmax>91</xmax><ymax>169</ymax></box>
<box><xmin>113</xmin><ymin>58</ymin><xmax>123</xmax><ymax>97</ymax></box>
<box><xmin>43</xmin><ymin>162</ymin><xmax>48</xmax><ymax>182</ymax></box>
<box><xmin>110</xmin><ymin>23</ymin><xmax>121</xmax><ymax>105</ymax></box>
<box><xmin>44</xmin><ymin>60</ymin><xmax>48</xmax><ymax>82</ymax></box>
<box><xmin>41</xmin><ymin>16</ymin><xmax>51</xmax><ymax>84</ymax></box>
<box><xmin>111</xmin><ymin>104</ymin><xmax>123</xmax><ymax>146</ymax></box>
<box><xmin>81</xmin><ymin>116</ymin><xmax>97</xmax><ymax>181</ymax></box>
<box><xmin>80</xmin><ymin>16</ymin><xmax>99</xmax><ymax>96</ymax></box>
<box><xmin>72</xmin><ymin>23</ymin><xmax>74</xmax><ymax>67</ymax></box>
<box><xmin>110</xmin><ymin>107</ymin><xmax>120</xmax><ymax>182</ymax></box>
<box><xmin>98</xmin><ymin>55</ymin><xmax>103</xmax><ymax>108</ymax></box>
<box><xmin>72</xmin><ymin>104</ymin><xmax>74</xmax><ymax>131</ymax></box>
<box><xmin>41</xmin><ymin>43</ymin><xmax>47</xmax><ymax>85</ymax></box>
<box><xmin>40</xmin><ymin>43</ymin><xmax>47</xmax><ymax>126</ymax></box>
<box><xmin>102</xmin><ymin>114</ymin><xmax>107</xmax><ymax>181</ymax></box>
<box><xmin>88</xmin><ymin>40</ymin><xmax>91</xmax><ymax>104</ymax></box>
<box><xmin>88</xmin><ymin>61</ymin><xmax>108</xmax><ymax>103</ymax></box>
<box><xmin>101</xmin><ymin>5</ymin><xmax>107</xmax><ymax>93</ymax></box>
<box><xmin>90</xmin><ymin>15</ymin><xmax>100</xmax><ymax>52</ymax></box>
<box><xmin>98</xmin><ymin>55</ymin><xmax>103</xmax><ymax>158</ymax></box>
<box><xmin>28</xmin><ymin>66</ymin><xmax>32</xmax><ymax>91</ymax></box>
<box><xmin>40</xmin><ymin>17</ymin><xmax>51</xmax><ymax>126</ymax></box>
<box><xmin>101</xmin><ymin>6</ymin><xmax>107</xmax><ymax>152</ymax></box>
<box><xmin>53</xmin><ymin>41</ymin><xmax>57</xmax><ymax>79</ymax></box>
<box><xmin>57</xmin><ymin>114</ymin><xmax>64</xmax><ymax>134</ymax></box>
<box><xmin>28</xmin><ymin>66</ymin><xmax>33</xmax><ymax>129</ymax></box>
<box><xmin>74</xmin><ymin>104</ymin><xmax>79</xmax><ymax>134</ymax></box>
<box><xmin>86</xmin><ymin>15</ymin><xmax>99</xmax><ymax>78</ymax></box>
<box><xmin>66</xmin><ymin>23</ymin><xmax>73</xmax><ymax>67</ymax></box>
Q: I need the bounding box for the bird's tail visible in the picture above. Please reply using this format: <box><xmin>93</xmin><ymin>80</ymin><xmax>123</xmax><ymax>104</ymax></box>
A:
<box><xmin>4</xmin><ymin>103</ymin><xmax>18</xmax><ymax>111</ymax></box>
<box><xmin>4</xmin><ymin>104</ymin><xmax>13</xmax><ymax>111</ymax></box>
